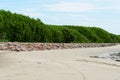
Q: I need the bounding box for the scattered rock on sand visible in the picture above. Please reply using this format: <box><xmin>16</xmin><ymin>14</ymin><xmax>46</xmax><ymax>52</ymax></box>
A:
<box><xmin>0</xmin><ymin>42</ymin><xmax>117</xmax><ymax>52</ymax></box>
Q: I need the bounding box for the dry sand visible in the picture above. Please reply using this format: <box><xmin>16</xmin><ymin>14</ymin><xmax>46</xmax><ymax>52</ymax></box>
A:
<box><xmin>0</xmin><ymin>45</ymin><xmax>120</xmax><ymax>80</ymax></box>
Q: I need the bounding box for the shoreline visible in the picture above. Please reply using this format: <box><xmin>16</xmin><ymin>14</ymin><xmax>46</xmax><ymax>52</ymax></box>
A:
<box><xmin>0</xmin><ymin>45</ymin><xmax>120</xmax><ymax>80</ymax></box>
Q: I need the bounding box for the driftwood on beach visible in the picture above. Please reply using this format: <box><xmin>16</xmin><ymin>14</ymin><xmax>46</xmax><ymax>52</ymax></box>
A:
<box><xmin>0</xmin><ymin>42</ymin><xmax>118</xmax><ymax>52</ymax></box>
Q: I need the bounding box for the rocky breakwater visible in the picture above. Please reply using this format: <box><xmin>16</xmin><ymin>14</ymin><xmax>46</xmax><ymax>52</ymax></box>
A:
<box><xmin>0</xmin><ymin>42</ymin><xmax>118</xmax><ymax>52</ymax></box>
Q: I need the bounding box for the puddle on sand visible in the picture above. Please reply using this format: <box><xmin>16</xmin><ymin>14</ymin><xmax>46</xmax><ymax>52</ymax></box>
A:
<box><xmin>90</xmin><ymin>52</ymin><xmax>120</xmax><ymax>62</ymax></box>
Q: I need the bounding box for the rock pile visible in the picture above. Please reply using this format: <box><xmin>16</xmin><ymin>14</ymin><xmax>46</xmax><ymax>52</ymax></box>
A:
<box><xmin>0</xmin><ymin>42</ymin><xmax>117</xmax><ymax>52</ymax></box>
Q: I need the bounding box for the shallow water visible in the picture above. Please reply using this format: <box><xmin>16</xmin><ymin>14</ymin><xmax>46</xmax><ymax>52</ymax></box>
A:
<box><xmin>99</xmin><ymin>52</ymin><xmax>120</xmax><ymax>62</ymax></box>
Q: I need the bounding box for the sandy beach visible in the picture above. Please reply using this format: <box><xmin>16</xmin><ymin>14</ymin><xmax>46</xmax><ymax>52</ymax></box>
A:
<box><xmin>0</xmin><ymin>45</ymin><xmax>120</xmax><ymax>80</ymax></box>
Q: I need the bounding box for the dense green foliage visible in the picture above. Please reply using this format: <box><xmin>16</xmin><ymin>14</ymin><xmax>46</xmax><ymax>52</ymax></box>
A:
<box><xmin>0</xmin><ymin>10</ymin><xmax>120</xmax><ymax>43</ymax></box>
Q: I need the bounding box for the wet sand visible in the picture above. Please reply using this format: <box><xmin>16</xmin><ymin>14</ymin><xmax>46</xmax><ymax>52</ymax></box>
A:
<box><xmin>0</xmin><ymin>45</ymin><xmax>120</xmax><ymax>80</ymax></box>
